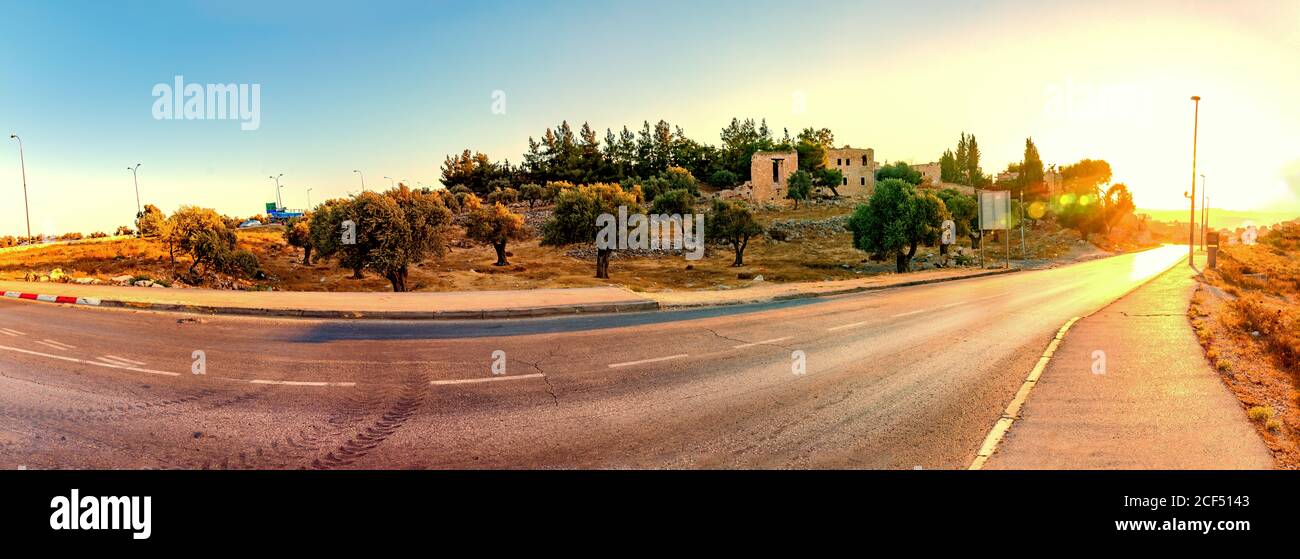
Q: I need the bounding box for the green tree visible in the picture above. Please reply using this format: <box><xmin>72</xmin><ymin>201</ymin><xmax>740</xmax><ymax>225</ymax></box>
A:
<box><xmin>875</xmin><ymin>161</ymin><xmax>923</xmax><ymax>185</ymax></box>
<box><xmin>848</xmin><ymin>179</ymin><xmax>949</xmax><ymax>272</ymax></box>
<box><xmin>541</xmin><ymin>183</ymin><xmax>641</xmax><ymax>279</ymax></box>
<box><xmin>939</xmin><ymin>150</ymin><xmax>959</xmax><ymax>183</ymax></box>
<box><xmin>1020</xmin><ymin>137</ymin><xmax>1045</xmax><ymax>196</ymax></box>
<box><xmin>136</xmin><ymin>204</ymin><xmax>165</xmax><ymax>237</ymax></box>
<box><xmin>284</xmin><ymin>213</ymin><xmax>314</xmax><ymax>265</ymax></box>
<box><xmin>308</xmin><ymin>198</ymin><xmax>360</xmax><ymax>277</ymax></box>
<box><xmin>814</xmin><ymin>167</ymin><xmax>845</xmax><ymax>197</ymax></box>
<box><xmin>786</xmin><ymin>169</ymin><xmax>813</xmax><ymax>208</ymax></box>
<box><xmin>465</xmin><ymin>202</ymin><xmax>529</xmax><ymax>266</ymax></box>
<box><xmin>519</xmin><ymin>183</ymin><xmax>546</xmax><ymax>209</ymax></box>
<box><xmin>356</xmin><ymin>186</ymin><xmax>454</xmax><ymax>292</ymax></box>
<box><xmin>706</xmin><ymin>199</ymin><xmax>763</xmax><ymax>266</ymax></box>
<box><xmin>1102</xmin><ymin>183</ymin><xmax>1136</xmax><ymax>234</ymax></box>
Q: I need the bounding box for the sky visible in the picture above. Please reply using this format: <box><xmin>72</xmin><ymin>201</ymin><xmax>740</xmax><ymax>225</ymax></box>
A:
<box><xmin>1</xmin><ymin>0</ymin><xmax>1298</xmax><ymax>237</ymax></box>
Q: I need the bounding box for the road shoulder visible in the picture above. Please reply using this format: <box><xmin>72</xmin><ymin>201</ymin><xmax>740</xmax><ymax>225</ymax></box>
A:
<box><xmin>984</xmin><ymin>264</ymin><xmax>1274</xmax><ymax>469</ymax></box>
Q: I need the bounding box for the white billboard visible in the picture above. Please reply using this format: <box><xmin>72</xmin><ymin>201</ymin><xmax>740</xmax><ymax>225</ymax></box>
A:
<box><xmin>979</xmin><ymin>190</ymin><xmax>1011</xmax><ymax>231</ymax></box>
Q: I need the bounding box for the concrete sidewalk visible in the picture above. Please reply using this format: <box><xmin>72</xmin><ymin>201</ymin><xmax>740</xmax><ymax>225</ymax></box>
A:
<box><xmin>985</xmin><ymin>262</ymin><xmax>1274</xmax><ymax>469</ymax></box>
<box><xmin>0</xmin><ymin>280</ymin><xmax>656</xmax><ymax>319</ymax></box>
<box><xmin>0</xmin><ymin>265</ymin><xmax>1015</xmax><ymax>320</ymax></box>
<box><xmin>645</xmin><ymin>266</ymin><xmax>1017</xmax><ymax>309</ymax></box>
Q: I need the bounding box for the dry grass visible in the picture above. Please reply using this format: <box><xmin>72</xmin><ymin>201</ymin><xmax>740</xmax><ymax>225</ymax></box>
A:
<box><xmin>1</xmin><ymin>201</ymin><xmax>1124</xmax><ymax>293</ymax></box>
<box><xmin>1194</xmin><ymin>218</ymin><xmax>1300</xmax><ymax>468</ymax></box>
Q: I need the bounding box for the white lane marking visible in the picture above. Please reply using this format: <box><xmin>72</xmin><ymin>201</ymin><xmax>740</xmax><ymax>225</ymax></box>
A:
<box><xmin>0</xmin><ymin>328</ymin><xmax>26</xmax><ymax>336</ymax></box>
<box><xmin>430</xmin><ymin>373</ymin><xmax>546</xmax><ymax>386</ymax></box>
<box><xmin>40</xmin><ymin>339</ymin><xmax>76</xmax><ymax>350</ymax></box>
<box><xmin>0</xmin><ymin>343</ymin><xmax>180</xmax><ymax>376</ymax></box>
<box><xmin>248</xmin><ymin>379</ymin><xmax>357</xmax><ymax>387</ymax></box>
<box><xmin>940</xmin><ymin>301</ymin><xmax>968</xmax><ymax>309</ymax></box>
<box><xmin>97</xmin><ymin>356</ymin><xmax>137</xmax><ymax>367</ymax></box>
<box><xmin>732</xmin><ymin>336</ymin><xmax>793</xmax><ymax>349</ymax></box>
<box><xmin>969</xmin><ymin>316</ymin><xmax>1082</xmax><ymax>470</ymax></box>
<box><xmin>608</xmin><ymin>354</ymin><xmax>689</xmax><ymax>369</ymax></box>
<box><xmin>101</xmin><ymin>355</ymin><xmax>146</xmax><ymax>366</ymax></box>
<box><xmin>890</xmin><ymin>309</ymin><xmax>925</xmax><ymax>318</ymax></box>
<box><xmin>34</xmin><ymin>340</ymin><xmax>71</xmax><ymax>351</ymax></box>
<box><xmin>826</xmin><ymin>321</ymin><xmax>870</xmax><ymax>332</ymax></box>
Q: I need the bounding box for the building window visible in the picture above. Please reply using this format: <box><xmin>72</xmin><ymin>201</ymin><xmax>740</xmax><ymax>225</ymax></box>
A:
<box><xmin>861</xmin><ymin>155</ymin><xmax>868</xmax><ymax>165</ymax></box>
<box><xmin>860</xmin><ymin>177</ymin><xmax>865</xmax><ymax>186</ymax></box>
<box><xmin>772</xmin><ymin>159</ymin><xmax>781</xmax><ymax>183</ymax></box>
<box><xmin>842</xmin><ymin>177</ymin><xmax>848</xmax><ymax>186</ymax></box>
<box><xmin>836</xmin><ymin>158</ymin><xmax>842</xmax><ymax>166</ymax></box>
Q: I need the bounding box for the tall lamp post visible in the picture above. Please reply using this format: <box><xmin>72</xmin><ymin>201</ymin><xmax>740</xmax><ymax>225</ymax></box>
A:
<box><xmin>128</xmin><ymin>163</ymin><xmax>142</xmax><ymax>228</ymax></box>
<box><xmin>306</xmin><ymin>187</ymin><xmax>313</xmax><ymax>209</ymax></box>
<box><xmin>1199</xmin><ymin>174</ymin><xmax>1208</xmax><ymax>250</ymax></box>
<box><xmin>384</xmin><ymin>176</ymin><xmax>395</xmax><ymax>188</ymax></box>
<box><xmin>1188</xmin><ymin>96</ymin><xmax>1201</xmax><ymax>271</ymax></box>
<box><xmin>269</xmin><ymin>173</ymin><xmax>284</xmax><ymax>211</ymax></box>
<box><xmin>9</xmin><ymin>134</ymin><xmax>31</xmax><ymax>241</ymax></box>
<box><xmin>353</xmin><ymin>169</ymin><xmax>365</xmax><ymax>191</ymax></box>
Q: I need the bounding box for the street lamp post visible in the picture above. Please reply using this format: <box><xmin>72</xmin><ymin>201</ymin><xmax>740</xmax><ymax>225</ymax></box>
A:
<box><xmin>1200</xmin><ymin>174</ymin><xmax>1207</xmax><ymax>250</ymax></box>
<box><xmin>353</xmin><ymin>169</ymin><xmax>365</xmax><ymax>191</ymax></box>
<box><xmin>1188</xmin><ymin>96</ymin><xmax>1200</xmax><ymax>271</ymax></box>
<box><xmin>384</xmin><ymin>176</ymin><xmax>395</xmax><ymax>188</ymax></box>
<box><xmin>306</xmin><ymin>187</ymin><xmax>312</xmax><ymax>209</ymax></box>
<box><xmin>128</xmin><ymin>164</ymin><xmax>142</xmax><ymax>230</ymax></box>
<box><xmin>270</xmin><ymin>173</ymin><xmax>284</xmax><ymax>211</ymax></box>
<box><xmin>9</xmin><ymin>134</ymin><xmax>31</xmax><ymax>241</ymax></box>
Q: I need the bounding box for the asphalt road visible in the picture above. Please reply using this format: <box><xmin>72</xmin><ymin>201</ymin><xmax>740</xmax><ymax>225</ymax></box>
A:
<box><xmin>0</xmin><ymin>246</ymin><xmax>1187</xmax><ymax>469</ymax></box>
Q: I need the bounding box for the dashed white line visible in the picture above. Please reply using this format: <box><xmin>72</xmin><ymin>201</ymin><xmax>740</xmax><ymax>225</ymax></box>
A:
<box><xmin>889</xmin><ymin>309</ymin><xmax>925</xmax><ymax>318</ymax></box>
<box><xmin>940</xmin><ymin>301</ymin><xmax>968</xmax><ymax>309</ymax></box>
<box><xmin>0</xmin><ymin>343</ymin><xmax>180</xmax><ymax>376</ymax></box>
<box><xmin>827</xmin><ymin>321</ymin><xmax>870</xmax><ymax>332</ymax></box>
<box><xmin>101</xmin><ymin>355</ymin><xmax>147</xmax><ymax>366</ymax></box>
<box><xmin>0</xmin><ymin>328</ymin><xmax>25</xmax><ymax>336</ymax></box>
<box><xmin>248</xmin><ymin>379</ymin><xmax>357</xmax><ymax>387</ymax></box>
<box><xmin>40</xmin><ymin>339</ymin><xmax>76</xmax><ymax>350</ymax></box>
<box><xmin>732</xmin><ymin>336</ymin><xmax>794</xmax><ymax>349</ymax></box>
<box><xmin>34</xmin><ymin>340</ymin><xmax>71</xmax><ymax>351</ymax></box>
<box><xmin>430</xmin><ymin>373</ymin><xmax>546</xmax><ymax>385</ymax></box>
<box><xmin>608</xmin><ymin>354</ymin><xmax>689</xmax><ymax>368</ymax></box>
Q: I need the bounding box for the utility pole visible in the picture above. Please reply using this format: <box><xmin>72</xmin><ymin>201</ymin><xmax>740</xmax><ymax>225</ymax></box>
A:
<box><xmin>1188</xmin><ymin>95</ymin><xmax>1200</xmax><ymax>272</ymax></box>
<box><xmin>128</xmin><ymin>164</ymin><xmax>142</xmax><ymax>231</ymax></box>
<box><xmin>977</xmin><ymin>186</ymin><xmax>984</xmax><ymax>269</ymax></box>
<box><xmin>270</xmin><ymin>173</ymin><xmax>284</xmax><ymax>211</ymax></box>
<box><xmin>9</xmin><ymin>134</ymin><xmax>31</xmax><ymax>241</ymax></box>
<box><xmin>1199</xmin><ymin>174</ymin><xmax>1207</xmax><ymax>250</ymax></box>
<box><xmin>1019</xmin><ymin>187</ymin><xmax>1026</xmax><ymax>261</ymax></box>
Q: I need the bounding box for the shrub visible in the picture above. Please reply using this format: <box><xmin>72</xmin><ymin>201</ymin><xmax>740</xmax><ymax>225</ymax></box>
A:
<box><xmin>649</xmin><ymin>188</ymin><xmax>693</xmax><ymax>216</ymax></box>
<box><xmin>1247</xmin><ymin>406</ymin><xmax>1274</xmax><ymax>422</ymax></box>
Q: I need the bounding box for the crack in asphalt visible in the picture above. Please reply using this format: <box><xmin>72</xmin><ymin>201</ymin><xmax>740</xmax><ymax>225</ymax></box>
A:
<box><xmin>703</xmin><ymin>327</ymin><xmax>797</xmax><ymax>351</ymax></box>
<box><xmin>513</xmin><ymin>353</ymin><xmax>559</xmax><ymax>407</ymax></box>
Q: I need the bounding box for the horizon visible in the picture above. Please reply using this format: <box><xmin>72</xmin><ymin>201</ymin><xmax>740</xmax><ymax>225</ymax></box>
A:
<box><xmin>3</xmin><ymin>0</ymin><xmax>1299</xmax><ymax>237</ymax></box>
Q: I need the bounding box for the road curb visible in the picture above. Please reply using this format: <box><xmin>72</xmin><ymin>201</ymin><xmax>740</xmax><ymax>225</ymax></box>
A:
<box><xmin>659</xmin><ymin>267</ymin><xmax>1022</xmax><ymax>310</ymax></box>
<box><xmin>82</xmin><ymin>298</ymin><xmax>662</xmax><ymax>320</ymax></box>
<box><xmin>0</xmin><ymin>267</ymin><xmax>1022</xmax><ymax>321</ymax></box>
<box><xmin>2</xmin><ymin>290</ymin><xmax>102</xmax><ymax>307</ymax></box>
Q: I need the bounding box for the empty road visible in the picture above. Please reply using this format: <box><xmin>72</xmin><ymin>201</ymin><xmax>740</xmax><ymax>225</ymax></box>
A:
<box><xmin>0</xmin><ymin>246</ymin><xmax>1187</xmax><ymax>469</ymax></box>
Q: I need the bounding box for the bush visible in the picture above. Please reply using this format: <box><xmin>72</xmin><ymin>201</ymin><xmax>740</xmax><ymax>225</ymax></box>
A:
<box><xmin>847</xmin><ymin>178</ymin><xmax>948</xmax><ymax>272</ymax></box>
<box><xmin>649</xmin><ymin>188</ymin><xmax>693</xmax><ymax>216</ymax></box>
<box><xmin>709</xmin><ymin>169</ymin><xmax>740</xmax><ymax>188</ymax></box>
<box><xmin>520</xmin><ymin>183</ymin><xmax>546</xmax><ymax>208</ymax></box>
<box><xmin>487</xmin><ymin>187</ymin><xmax>519</xmax><ymax>206</ymax></box>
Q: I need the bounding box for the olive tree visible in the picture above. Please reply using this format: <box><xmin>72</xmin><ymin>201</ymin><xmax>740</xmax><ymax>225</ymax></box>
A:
<box><xmin>465</xmin><ymin>202</ymin><xmax>528</xmax><ymax>266</ymax></box>
<box><xmin>706</xmin><ymin>199</ymin><xmax>763</xmax><ymax>266</ymax></box>
<box><xmin>541</xmin><ymin>182</ymin><xmax>640</xmax><ymax>279</ymax></box>
<box><xmin>847</xmin><ymin>178</ymin><xmax>949</xmax><ymax>272</ymax></box>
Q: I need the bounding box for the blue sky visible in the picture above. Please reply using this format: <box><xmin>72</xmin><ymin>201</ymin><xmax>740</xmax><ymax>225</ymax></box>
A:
<box><xmin>2</xmin><ymin>0</ymin><xmax>1298</xmax><ymax>236</ymax></box>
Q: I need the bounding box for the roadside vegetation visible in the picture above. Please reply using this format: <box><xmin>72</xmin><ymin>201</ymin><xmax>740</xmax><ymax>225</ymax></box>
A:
<box><xmin>1192</xmin><ymin>219</ymin><xmax>1300</xmax><ymax>468</ymax></box>
<box><xmin>3</xmin><ymin>120</ymin><xmax>1163</xmax><ymax>293</ymax></box>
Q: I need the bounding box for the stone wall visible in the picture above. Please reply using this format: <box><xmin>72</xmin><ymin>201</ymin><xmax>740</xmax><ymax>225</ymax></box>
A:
<box><xmin>826</xmin><ymin>147</ymin><xmax>877</xmax><ymax>198</ymax></box>
<box><xmin>749</xmin><ymin>150</ymin><xmax>798</xmax><ymax>202</ymax></box>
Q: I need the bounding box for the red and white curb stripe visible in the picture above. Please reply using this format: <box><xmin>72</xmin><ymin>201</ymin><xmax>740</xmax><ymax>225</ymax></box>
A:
<box><xmin>2</xmin><ymin>291</ymin><xmax>100</xmax><ymax>306</ymax></box>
